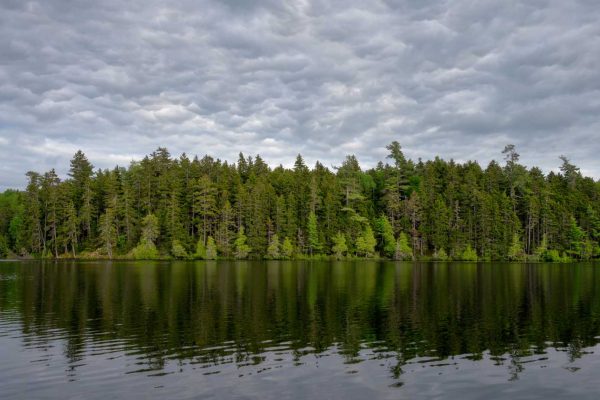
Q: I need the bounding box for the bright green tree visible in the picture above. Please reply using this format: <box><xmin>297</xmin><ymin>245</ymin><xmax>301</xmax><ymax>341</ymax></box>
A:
<box><xmin>376</xmin><ymin>215</ymin><xmax>396</xmax><ymax>257</ymax></box>
<box><xmin>194</xmin><ymin>238</ymin><xmax>207</xmax><ymax>259</ymax></box>
<box><xmin>234</xmin><ymin>226</ymin><xmax>251</xmax><ymax>259</ymax></box>
<box><xmin>507</xmin><ymin>233</ymin><xmax>525</xmax><ymax>261</ymax></box>
<box><xmin>281</xmin><ymin>237</ymin><xmax>294</xmax><ymax>259</ymax></box>
<box><xmin>332</xmin><ymin>232</ymin><xmax>347</xmax><ymax>260</ymax></box>
<box><xmin>130</xmin><ymin>214</ymin><xmax>160</xmax><ymax>259</ymax></box>
<box><xmin>356</xmin><ymin>225</ymin><xmax>377</xmax><ymax>257</ymax></box>
<box><xmin>171</xmin><ymin>240</ymin><xmax>188</xmax><ymax>259</ymax></box>
<box><xmin>461</xmin><ymin>244</ymin><xmax>478</xmax><ymax>261</ymax></box>
<box><xmin>267</xmin><ymin>234</ymin><xmax>280</xmax><ymax>259</ymax></box>
<box><xmin>206</xmin><ymin>236</ymin><xmax>217</xmax><ymax>260</ymax></box>
<box><xmin>394</xmin><ymin>232</ymin><xmax>412</xmax><ymax>260</ymax></box>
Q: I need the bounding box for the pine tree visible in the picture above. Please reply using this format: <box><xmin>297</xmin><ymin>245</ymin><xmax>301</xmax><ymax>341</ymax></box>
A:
<box><xmin>356</xmin><ymin>225</ymin><xmax>377</xmax><ymax>257</ymax></box>
<box><xmin>194</xmin><ymin>238</ymin><xmax>207</xmax><ymax>259</ymax></box>
<box><xmin>376</xmin><ymin>214</ymin><xmax>396</xmax><ymax>257</ymax></box>
<box><xmin>281</xmin><ymin>237</ymin><xmax>294</xmax><ymax>259</ymax></box>
<box><xmin>41</xmin><ymin>169</ymin><xmax>60</xmax><ymax>258</ymax></box>
<box><xmin>461</xmin><ymin>244</ymin><xmax>478</xmax><ymax>261</ymax></box>
<box><xmin>23</xmin><ymin>172</ymin><xmax>43</xmax><ymax>255</ymax></box>
<box><xmin>567</xmin><ymin>216</ymin><xmax>585</xmax><ymax>259</ymax></box>
<box><xmin>171</xmin><ymin>240</ymin><xmax>188</xmax><ymax>259</ymax></box>
<box><xmin>234</xmin><ymin>226</ymin><xmax>251</xmax><ymax>259</ymax></box>
<box><xmin>62</xmin><ymin>201</ymin><xmax>78</xmax><ymax>257</ymax></box>
<box><xmin>205</xmin><ymin>236</ymin><xmax>218</xmax><ymax>260</ymax></box>
<box><xmin>394</xmin><ymin>232</ymin><xmax>412</xmax><ymax>260</ymax></box>
<box><xmin>99</xmin><ymin>208</ymin><xmax>117</xmax><ymax>259</ymax></box>
<box><xmin>267</xmin><ymin>234</ymin><xmax>280</xmax><ymax>259</ymax></box>
<box><xmin>2</xmin><ymin>144</ymin><xmax>600</xmax><ymax>261</ymax></box>
<box><xmin>331</xmin><ymin>232</ymin><xmax>347</xmax><ymax>260</ymax></box>
<box><xmin>534</xmin><ymin>234</ymin><xmax>548</xmax><ymax>261</ymax></box>
<box><xmin>130</xmin><ymin>214</ymin><xmax>159</xmax><ymax>259</ymax></box>
<box><xmin>68</xmin><ymin>150</ymin><xmax>94</xmax><ymax>245</ymax></box>
<box><xmin>193</xmin><ymin>175</ymin><xmax>217</xmax><ymax>244</ymax></box>
<box><xmin>307</xmin><ymin>211</ymin><xmax>320</xmax><ymax>255</ymax></box>
<box><xmin>507</xmin><ymin>233</ymin><xmax>525</xmax><ymax>261</ymax></box>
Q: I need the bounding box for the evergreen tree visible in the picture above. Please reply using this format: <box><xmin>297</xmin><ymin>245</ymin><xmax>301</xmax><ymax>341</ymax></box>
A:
<box><xmin>394</xmin><ymin>232</ymin><xmax>412</xmax><ymax>260</ymax></box>
<box><xmin>61</xmin><ymin>201</ymin><xmax>78</xmax><ymax>257</ymax></box>
<box><xmin>130</xmin><ymin>214</ymin><xmax>160</xmax><ymax>259</ymax></box>
<box><xmin>507</xmin><ymin>233</ymin><xmax>525</xmax><ymax>261</ymax></box>
<box><xmin>281</xmin><ymin>237</ymin><xmax>294</xmax><ymax>259</ymax></box>
<box><xmin>567</xmin><ymin>216</ymin><xmax>586</xmax><ymax>259</ymax></box>
<box><xmin>356</xmin><ymin>225</ymin><xmax>377</xmax><ymax>257</ymax></box>
<box><xmin>461</xmin><ymin>244</ymin><xmax>478</xmax><ymax>261</ymax></box>
<box><xmin>99</xmin><ymin>208</ymin><xmax>117</xmax><ymax>259</ymax></box>
<box><xmin>1</xmin><ymin>144</ymin><xmax>599</xmax><ymax>261</ymax></box>
<box><xmin>0</xmin><ymin>234</ymin><xmax>8</xmax><ymax>258</ymax></box>
<box><xmin>307</xmin><ymin>211</ymin><xmax>320</xmax><ymax>255</ymax></box>
<box><xmin>376</xmin><ymin>215</ymin><xmax>396</xmax><ymax>257</ymax></box>
<box><xmin>171</xmin><ymin>240</ymin><xmax>188</xmax><ymax>259</ymax></box>
<box><xmin>234</xmin><ymin>226</ymin><xmax>251</xmax><ymax>259</ymax></box>
<box><xmin>331</xmin><ymin>232</ymin><xmax>347</xmax><ymax>260</ymax></box>
<box><xmin>68</xmin><ymin>150</ymin><xmax>94</xmax><ymax>245</ymax></box>
<box><xmin>267</xmin><ymin>234</ymin><xmax>280</xmax><ymax>259</ymax></box>
<box><xmin>194</xmin><ymin>238</ymin><xmax>207</xmax><ymax>259</ymax></box>
<box><xmin>206</xmin><ymin>236</ymin><xmax>218</xmax><ymax>260</ymax></box>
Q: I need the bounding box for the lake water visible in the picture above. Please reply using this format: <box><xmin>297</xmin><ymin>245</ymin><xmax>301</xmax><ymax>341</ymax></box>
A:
<box><xmin>1</xmin><ymin>261</ymin><xmax>600</xmax><ymax>399</ymax></box>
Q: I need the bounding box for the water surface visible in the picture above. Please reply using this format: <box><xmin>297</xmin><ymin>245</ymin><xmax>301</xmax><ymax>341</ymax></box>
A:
<box><xmin>1</xmin><ymin>261</ymin><xmax>600</xmax><ymax>399</ymax></box>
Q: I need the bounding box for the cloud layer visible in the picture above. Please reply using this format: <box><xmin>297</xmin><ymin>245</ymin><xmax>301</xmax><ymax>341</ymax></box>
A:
<box><xmin>1</xmin><ymin>0</ymin><xmax>599</xmax><ymax>189</ymax></box>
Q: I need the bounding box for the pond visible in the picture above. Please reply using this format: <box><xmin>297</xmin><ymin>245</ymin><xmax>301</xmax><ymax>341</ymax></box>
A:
<box><xmin>1</xmin><ymin>261</ymin><xmax>600</xmax><ymax>399</ymax></box>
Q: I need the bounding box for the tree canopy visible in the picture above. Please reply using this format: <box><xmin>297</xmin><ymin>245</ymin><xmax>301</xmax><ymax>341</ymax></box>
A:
<box><xmin>0</xmin><ymin>143</ymin><xmax>598</xmax><ymax>261</ymax></box>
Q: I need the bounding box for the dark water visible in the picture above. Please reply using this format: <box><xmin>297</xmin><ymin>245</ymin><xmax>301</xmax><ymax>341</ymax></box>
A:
<box><xmin>1</xmin><ymin>261</ymin><xmax>600</xmax><ymax>399</ymax></box>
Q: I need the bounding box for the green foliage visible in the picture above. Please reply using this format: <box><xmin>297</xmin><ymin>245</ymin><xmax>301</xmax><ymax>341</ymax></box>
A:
<box><xmin>460</xmin><ymin>244</ymin><xmax>478</xmax><ymax>262</ymax></box>
<box><xmin>307</xmin><ymin>212</ymin><xmax>320</xmax><ymax>255</ymax></box>
<box><xmin>542</xmin><ymin>249</ymin><xmax>569</xmax><ymax>262</ymax></box>
<box><xmin>141</xmin><ymin>214</ymin><xmax>159</xmax><ymax>244</ymax></box>
<box><xmin>534</xmin><ymin>235</ymin><xmax>548</xmax><ymax>261</ymax></box>
<box><xmin>1</xmin><ymin>145</ymin><xmax>599</xmax><ymax>261</ymax></box>
<box><xmin>194</xmin><ymin>238</ymin><xmax>207</xmax><ymax>259</ymax></box>
<box><xmin>281</xmin><ymin>237</ymin><xmax>294</xmax><ymax>259</ymax></box>
<box><xmin>376</xmin><ymin>215</ymin><xmax>396</xmax><ymax>257</ymax></box>
<box><xmin>356</xmin><ymin>225</ymin><xmax>377</xmax><ymax>257</ymax></box>
<box><xmin>99</xmin><ymin>210</ymin><xmax>117</xmax><ymax>259</ymax></box>
<box><xmin>433</xmin><ymin>247</ymin><xmax>448</xmax><ymax>261</ymax></box>
<box><xmin>267</xmin><ymin>234</ymin><xmax>280</xmax><ymax>259</ymax></box>
<box><xmin>0</xmin><ymin>234</ymin><xmax>8</xmax><ymax>258</ymax></box>
<box><xmin>331</xmin><ymin>232</ymin><xmax>348</xmax><ymax>260</ymax></box>
<box><xmin>394</xmin><ymin>232</ymin><xmax>412</xmax><ymax>260</ymax></box>
<box><xmin>234</xmin><ymin>226</ymin><xmax>251</xmax><ymax>259</ymax></box>
<box><xmin>205</xmin><ymin>236</ymin><xmax>218</xmax><ymax>260</ymax></box>
<box><xmin>130</xmin><ymin>240</ymin><xmax>159</xmax><ymax>260</ymax></box>
<box><xmin>507</xmin><ymin>233</ymin><xmax>525</xmax><ymax>261</ymax></box>
<box><xmin>171</xmin><ymin>240</ymin><xmax>188</xmax><ymax>259</ymax></box>
<box><xmin>567</xmin><ymin>216</ymin><xmax>585</xmax><ymax>258</ymax></box>
<box><xmin>130</xmin><ymin>214</ymin><xmax>160</xmax><ymax>259</ymax></box>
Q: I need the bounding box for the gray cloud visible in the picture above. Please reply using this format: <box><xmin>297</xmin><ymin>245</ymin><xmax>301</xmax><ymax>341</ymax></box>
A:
<box><xmin>1</xmin><ymin>0</ymin><xmax>599</xmax><ymax>189</ymax></box>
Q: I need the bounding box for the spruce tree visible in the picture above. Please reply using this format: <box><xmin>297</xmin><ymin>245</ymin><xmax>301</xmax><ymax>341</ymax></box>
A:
<box><xmin>281</xmin><ymin>237</ymin><xmax>294</xmax><ymax>259</ymax></box>
<box><xmin>234</xmin><ymin>226</ymin><xmax>251</xmax><ymax>259</ymax></box>
<box><xmin>332</xmin><ymin>232</ymin><xmax>348</xmax><ymax>260</ymax></box>
<box><xmin>307</xmin><ymin>211</ymin><xmax>320</xmax><ymax>256</ymax></box>
<box><xmin>206</xmin><ymin>236</ymin><xmax>218</xmax><ymax>260</ymax></box>
<box><xmin>267</xmin><ymin>234</ymin><xmax>280</xmax><ymax>259</ymax></box>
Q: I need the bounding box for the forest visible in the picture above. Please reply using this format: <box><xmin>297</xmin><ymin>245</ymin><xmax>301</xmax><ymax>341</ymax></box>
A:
<box><xmin>0</xmin><ymin>142</ymin><xmax>598</xmax><ymax>261</ymax></box>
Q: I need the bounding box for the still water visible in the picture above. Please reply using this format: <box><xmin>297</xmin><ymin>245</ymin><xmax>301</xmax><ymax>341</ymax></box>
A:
<box><xmin>1</xmin><ymin>261</ymin><xmax>600</xmax><ymax>399</ymax></box>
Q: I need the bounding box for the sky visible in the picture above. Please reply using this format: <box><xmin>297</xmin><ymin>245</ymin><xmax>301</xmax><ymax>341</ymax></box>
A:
<box><xmin>1</xmin><ymin>0</ymin><xmax>599</xmax><ymax>190</ymax></box>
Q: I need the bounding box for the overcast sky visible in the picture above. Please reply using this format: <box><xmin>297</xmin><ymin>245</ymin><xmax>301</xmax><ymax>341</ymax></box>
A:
<box><xmin>1</xmin><ymin>0</ymin><xmax>599</xmax><ymax>190</ymax></box>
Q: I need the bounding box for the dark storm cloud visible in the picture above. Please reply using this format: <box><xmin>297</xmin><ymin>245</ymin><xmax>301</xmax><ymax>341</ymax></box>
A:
<box><xmin>1</xmin><ymin>0</ymin><xmax>599</xmax><ymax>189</ymax></box>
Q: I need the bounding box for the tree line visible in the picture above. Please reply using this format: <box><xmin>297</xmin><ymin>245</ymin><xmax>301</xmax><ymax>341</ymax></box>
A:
<box><xmin>0</xmin><ymin>142</ymin><xmax>598</xmax><ymax>261</ymax></box>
